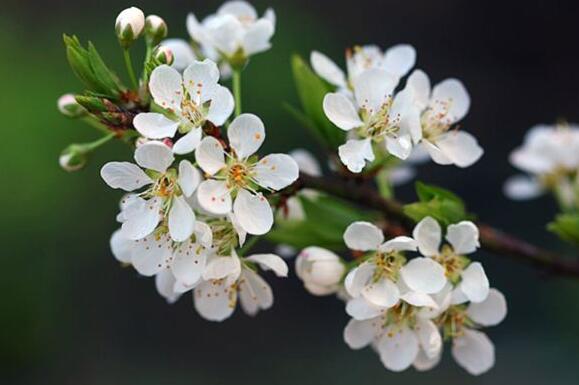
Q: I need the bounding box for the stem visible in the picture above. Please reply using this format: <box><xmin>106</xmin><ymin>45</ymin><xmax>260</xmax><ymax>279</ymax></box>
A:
<box><xmin>81</xmin><ymin>116</ymin><xmax>110</xmax><ymax>136</ymax></box>
<box><xmin>123</xmin><ymin>48</ymin><xmax>139</xmax><ymax>89</ymax></box>
<box><xmin>232</xmin><ymin>70</ymin><xmax>242</xmax><ymax>117</ymax></box>
<box><xmin>85</xmin><ymin>132</ymin><xmax>116</xmax><ymax>151</ymax></box>
<box><xmin>295</xmin><ymin>173</ymin><xmax>579</xmax><ymax>278</ymax></box>
<box><xmin>238</xmin><ymin>236</ymin><xmax>260</xmax><ymax>256</ymax></box>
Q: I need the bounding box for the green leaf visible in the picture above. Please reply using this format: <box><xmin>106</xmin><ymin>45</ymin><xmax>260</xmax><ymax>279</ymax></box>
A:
<box><xmin>290</xmin><ymin>54</ymin><xmax>345</xmax><ymax>148</ymax></box>
<box><xmin>87</xmin><ymin>43</ymin><xmax>123</xmax><ymax>97</ymax></box>
<box><xmin>547</xmin><ymin>213</ymin><xmax>579</xmax><ymax>246</ymax></box>
<box><xmin>267</xmin><ymin>194</ymin><xmax>377</xmax><ymax>251</ymax></box>
<box><xmin>415</xmin><ymin>181</ymin><xmax>463</xmax><ymax>204</ymax></box>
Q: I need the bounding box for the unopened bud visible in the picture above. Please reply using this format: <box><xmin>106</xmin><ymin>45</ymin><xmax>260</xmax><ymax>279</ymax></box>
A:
<box><xmin>59</xmin><ymin>144</ymin><xmax>87</xmax><ymax>172</ymax></box>
<box><xmin>58</xmin><ymin>94</ymin><xmax>87</xmax><ymax>118</ymax></box>
<box><xmin>296</xmin><ymin>247</ymin><xmax>345</xmax><ymax>296</ymax></box>
<box><xmin>115</xmin><ymin>7</ymin><xmax>145</xmax><ymax>48</ymax></box>
<box><xmin>145</xmin><ymin>15</ymin><xmax>168</xmax><ymax>46</ymax></box>
<box><xmin>153</xmin><ymin>45</ymin><xmax>174</xmax><ymax>65</ymax></box>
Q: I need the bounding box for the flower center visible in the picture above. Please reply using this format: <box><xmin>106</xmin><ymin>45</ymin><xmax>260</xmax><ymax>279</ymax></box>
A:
<box><xmin>226</xmin><ymin>162</ymin><xmax>252</xmax><ymax>189</ymax></box>
<box><xmin>372</xmin><ymin>250</ymin><xmax>406</xmax><ymax>281</ymax></box>
<box><xmin>207</xmin><ymin>218</ymin><xmax>241</xmax><ymax>255</ymax></box>
<box><xmin>181</xmin><ymin>97</ymin><xmax>206</xmax><ymax>127</ymax></box>
<box><xmin>360</xmin><ymin>98</ymin><xmax>401</xmax><ymax>141</ymax></box>
<box><xmin>433</xmin><ymin>245</ymin><xmax>467</xmax><ymax>283</ymax></box>
<box><xmin>421</xmin><ymin>101</ymin><xmax>453</xmax><ymax>141</ymax></box>
<box><xmin>437</xmin><ymin>305</ymin><xmax>471</xmax><ymax>340</ymax></box>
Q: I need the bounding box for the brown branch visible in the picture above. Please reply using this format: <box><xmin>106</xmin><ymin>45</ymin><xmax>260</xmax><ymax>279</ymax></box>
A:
<box><xmin>296</xmin><ymin>173</ymin><xmax>579</xmax><ymax>278</ymax></box>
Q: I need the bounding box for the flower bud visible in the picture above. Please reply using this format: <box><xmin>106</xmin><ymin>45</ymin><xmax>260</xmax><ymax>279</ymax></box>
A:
<box><xmin>296</xmin><ymin>247</ymin><xmax>345</xmax><ymax>296</ymax></box>
<box><xmin>145</xmin><ymin>15</ymin><xmax>168</xmax><ymax>46</ymax></box>
<box><xmin>59</xmin><ymin>144</ymin><xmax>87</xmax><ymax>172</ymax></box>
<box><xmin>57</xmin><ymin>94</ymin><xmax>87</xmax><ymax>118</ymax></box>
<box><xmin>153</xmin><ymin>45</ymin><xmax>174</xmax><ymax>65</ymax></box>
<box><xmin>115</xmin><ymin>7</ymin><xmax>145</xmax><ymax>48</ymax></box>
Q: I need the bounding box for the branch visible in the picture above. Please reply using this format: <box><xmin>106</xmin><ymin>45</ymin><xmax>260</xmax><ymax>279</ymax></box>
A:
<box><xmin>296</xmin><ymin>173</ymin><xmax>579</xmax><ymax>278</ymax></box>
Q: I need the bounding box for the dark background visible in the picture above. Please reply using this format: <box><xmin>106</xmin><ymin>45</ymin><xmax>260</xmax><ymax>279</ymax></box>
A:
<box><xmin>2</xmin><ymin>0</ymin><xmax>579</xmax><ymax>384</ymax></box>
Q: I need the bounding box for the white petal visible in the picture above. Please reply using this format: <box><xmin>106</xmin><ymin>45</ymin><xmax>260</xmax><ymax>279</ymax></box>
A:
<box><xmin>121</xmin><ymin>197</ymin><xmax>163</xmax><ymax>240</ymax></box>
<box><xmin>195</xmin><ymin>136</ymin><xmax>226</xmax><ymax>175</ymax></box>
<box><xmin>467</xmin><ymin>288</ymin><xmax>507</xmax><ymax>326</ymax></box>
<box><xmin>233</xmin><ymin>189</ymin><xmax>273</xmax><ymax>235</ymax></box>
<box><xmin>204</xmin><ymin>15</ymin><xmax>244</xmax><ymax>56</ymax></box>
<box><xmin>361</xmin><ymin>278</ymin><xmax>400</xmax><ymax>308</ymax></box>
<box><xmin>194</xmin><ymin>279</ymin><xmax>236</xmax><ymax>322</ymax></box>
<box><xmin>343</xmin><ymin>221</ymin><xmax>384</xmax><ymax>251</ymax></box>
<box><xmin>451</xmin><ymin>286</ymin><xmax>470</xmax><ymax>305</ymax></box>
<box><xmin>503</xmin><ymin>175</ymin><xmax>544</xmax><ymax>200</ymax></box>
<box><xmin>435</xmin><ymin>131</ymin><xmax>483</xmax><ymax>168</ymax></box>
<box><xmin>134</xmin><ymin>141</ymin><xmax>174</xmax><ymax>173</ymax></box>
<box><xmin>388</xmin><ymin>165</ymin><xmax>416</xmax><ymax>186</ymax></box>
<box><xmin>423</xmin><ymin>140</ymin><xmax>453</xmax><ymax>165</ymax></box>
<box><xmin>253</xmin><ymin>154</ymin><xmax>299</xmax><ymax>190</ymax></box>
<box><xmin>412</xmin><ymin>216</ymin><xmax>441</xmax><ymax>257</ymax></box>
<box><xmin>172</xmin><ymin>128</ymin><xmax>202</xmax><ymax>155</ymax></box>
<box><xmin>343</xmin><ymin>318</ymin><xmax>377</xmax><ymax>349</ymax></box>
<box><xmin>323</xmin><ymin>93</ymin><xmax>363</xmax><ymax>131</ymax></box>
<box><xmin>413</xmin><ymin>349</ymin><xmax>441</xmax><ymax>371</ymax></box>
<box><xmin>311</xmin><ymin>51</ymin><xmax>347</xmax><ymax>87</ymax></box>
<box><xmin>149</xmin><ymin>65</ymin><xmax>183</xmax><ymax>111</ymax></box>
<box><xmin>178</xmin><ymin>160</ymin><xmax>201</xmax><ymax>197</ymax></box>
<box><xmin>194</xmin><ymin>220</ymin><xmax>213</xmax><ymax>248</ymax></box>
<box><xmin>227</xmin><ymin>113</ymin><xmax>265</xmax><ymax>159</ymax></box>
<box><xmin>171</xmin><ymin>240</ymin><xmax>207</xmax><ymax>286</ymax></box>
<box><xmin>382</xmin><ymin>44</ymin><xmax>416</xmax><ymax>78</ymax></box>
<box><xmin>400</xmin><ymin>291</ymin><xmax>438</xmax><ymax>308</ymax></box>
<box><xmin>161</xmin><ymin>38</ymin><xmax>196</xmax><ymax>72</ymax></box>
<box><xmin>183</xmin><ymin>59</ymin><xmax>220</xmax><ymax>100</ymax></box>
<box><xmin>203</xmin><ymin>255</ymin><xmax>241</xmax><ymax>282</ymax></box>
<box><xmin>110</xmin><ymin>229</ymin><xmax>133</xmax><ymax>263</ymax></box>
<box><xmin>245</xmin><ymin>254</ymin><xmax>288</xmax><ymax>277</ymax></box>
<box><xmin>452</xmin><ymin>329</ymin><xmax>495</xmax><ymax>376</ymax></box>
<box><xmin>354</xmin><ymin>68</ymin><xmax>397</xmax><ymax>113</ymax></box>
<box><xmin>406</xmin><ymin>69</ymin><xmax>431</xmax><ymax>110</ymax></box>
<box><xmin>459</xmin><ymin>262</ymin><xmax>490</xmax><ymax>303</ymax></box>
<box><xmin>446</xmin><ymin>221</ymin><xmax>480</xmax><ymax>255</ymax></box>
<box><xmin>415</xmin><ymin>319</ymin><xmax>442</xmax><ymax>359</ymax></box>
<box><xmin>155</xmin><ymin>269</ymin><xmax>181</xmax><ymax>304</ymax></box>
<box><xmin>206</xmin><ymin>85</ymin><xmax>234</xmax><ymax>125</ymax></box>
<box><xmin>133</xmin><ymin>113</ymin><xmax>179</xmax><ymax>139</ymax></box>
<box><xmin>290</xmin><ymin>149</ymin><xmax>322</xmax><ymax>176</ymax></box>
<box><xmin>431</xmin><ymin>78</ymin><xmax>470</xmax><ymax>123</ymax></box>
<box><xmin>377</xmin><ymin>326</ymin><xmax>419</xmax><ymax>372</ymax></box>
<box><xmin>197</xmin><ymin>180</ymin><xmax>232</xmax><ymax>214</ymax></box>
<box><xmin>344</xmin><ymin>262</ymin><xmax>375</xmax><ymax>297</ymax></box>
<box><xmin>238</xmin><ymin>268</ymin><xmax>273</xmax><ymax>316</ymax></box>
<box><xmin>217</xmin><ymin>1</ymin><xmax>257</xmax><ymax>20</ymax></box>
<box><xmin>242</xmin><ymin>19</ymin><xmax>274</xmax><ymax>55</ymax></box>
<box><xmin>131</xmin><ymin>233</ymin><xmax>172</xmax><ymax>276</ymax></box>
<box><xmin>385</xmin><ymin>134</ymin><xmax>413</xmax><ymax>160</ymax></box>
<box><xmin>400</xmin><ymin>258</ymin><xmax>447</xmax><ymax>294</ymax></box>
<box><xmin>168</xmin><ymin>195</ymin><xmax>196</xmax><ymax>242</ymax></box>
<box><xmin>345</xmin><ymin>297</ymin><xmax>383</xmax><ymax>320</ymax></box>
<box><xmin>379</xmin><ymin>236</ymin><xmax>418</xmax><ymax>252</ymax></box>
<box><xmin>338</xmin><ymin>138</ymin><xmax>375</xmax><ymax>173</ymax></box>
<box><xmin>100</xmin><ymin>162</ymin><xmax>152</xmax><ymax>191</ymax></box>
<box><xmin>229</xmin><ymin>212</ymin><xmax>247</xmax><ymax>246</ymax></box>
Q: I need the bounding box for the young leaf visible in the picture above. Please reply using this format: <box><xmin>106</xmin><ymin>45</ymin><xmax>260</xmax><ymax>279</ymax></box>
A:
<box><xmin>547</xmin><ymin>213</ymin><xmax>579</xmax><ymax>247</ymax></box>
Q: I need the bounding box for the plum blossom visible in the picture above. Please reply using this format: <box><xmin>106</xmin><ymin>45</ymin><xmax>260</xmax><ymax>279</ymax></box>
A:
<box><xmin>311</xmin><ymin>44</ymin><xmax>416</xmax><ymax>93</ymax></box>
<box><xmin>403</xmin><ymin>70</ymin><xmax>483</xmax><ymax>168</ymax></box>
<box><xmin>101</xmin><ymin>141</ymin><xmax>201</xmax><ymax>242</ymax></box>
<box><xmin>187</xmin><ymin>1</ymin><xmax>275</xmax><ymax>65</ymax></box>
<box><xmin>296</xmin><ymin>247</ymin><xmax>345</xmax><ymax>296</ymax></box>
<box><xmin>323</xmin><ymin>69</ymin><xmax>417</xmax><ymax>172</ymax></box>
<box><xmin>504</xmin><ymin>123</ymin><xmax>579</xmax><ymax>207</ymax></box>
<box><xmin>195</xmin><ymin>113</ymin><xmax>299</xmax><ymax>235</ymax></box>
<box><xmin>133</xmin><ymin>60</ymin><xmax>234</xmax><ymax>154</ymax></box>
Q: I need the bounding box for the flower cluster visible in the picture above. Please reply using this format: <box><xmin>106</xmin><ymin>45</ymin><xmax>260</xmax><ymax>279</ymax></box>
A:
<box><xmin>297</xmin><ymin>217</ymin><xmax>506</xmax><ymax>375</ymax></box>
<box><xmin>315</xmin><ymin>46</ymin><xmax>483</xmax><ymax>173</ymax></box>
<box><xmin>504</xmin><ymin>122</ymin><xmax>579</xmax><ymax>209</ymax></box>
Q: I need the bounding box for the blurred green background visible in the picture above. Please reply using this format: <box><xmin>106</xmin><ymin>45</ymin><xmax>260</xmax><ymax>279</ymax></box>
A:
<box><xmin>2</xmin><ymin>0</ymin><xmax>579</xmax><ymax>384</ymax></box>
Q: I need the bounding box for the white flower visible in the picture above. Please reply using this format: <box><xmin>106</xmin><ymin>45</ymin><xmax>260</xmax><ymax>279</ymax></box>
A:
<box><xmin>296</xmin><ymin>247</ymin><xmax>345</xmax><ymax>296</ymax></box>
<box><xmin>187</xmin><ymin>1</ymin><xmax>276</xmax><ymax>63</ymax></box>
<box><xmin>413</xmin><ymin>216</ymin><xmax>489</xmax><ymax>303</ymax></box>
<box><xmin>311</xmin><ymin>44</ymin><xmax>416</xmax><ymax>92</ymax></box>
<box><xmin>323</xmin><ymin>68</ymin><xmax>418</xmax><ymax>172</ymax></box>
<box><xmin>403</xmin><ymin>69</ymin><xmax>483</xmax><ymax>168</ymax></box>
<box><xmin>101</xmin><ymin>142</ymin><xmax>201</xmax><ymax>241</ymax></box>
<box><xmin>133</xmin><ymin>60</ymin><xmax>234</xmax><ymax>155</ymax></box>
<box><xmin>342</xmin><ymin>222</ymin><xmax>447</xmax><ymax>318</ymax></box>
<box><xmin>504</xmin><ymin>123</ymin><xmax>579</xmax><ymax>203</ymax></box>
<box><xmin>193</xmin><ymin>250</ymin><xmax>288</xmax><ymax>321</ymax></box>
<box><xmin>195</xmin><ymin>113</ymin><xmax>299</xmax><ymax>235</ymax></box>
<box><xmin>115</xmin><ymin>7</ymin><xmax>145</xmax><ymax>46</ymax></box>
<box><xmin>160</xmin><ymin>39</ymin><xmax>198</xmax><ymax>72</ymax></box>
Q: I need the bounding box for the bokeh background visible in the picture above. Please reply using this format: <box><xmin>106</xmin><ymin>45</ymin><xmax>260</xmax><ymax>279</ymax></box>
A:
<box><xmin>2</xmin><ymin>0</ymin><xmax>579</xmax><ymax>384</ymax></box>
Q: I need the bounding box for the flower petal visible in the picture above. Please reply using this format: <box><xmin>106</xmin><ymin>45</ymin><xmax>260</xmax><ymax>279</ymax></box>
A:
<box><xmin>131</xmin><ymin>233</ymin><xmax>172</xmax><ymax>276</ymax></box>
<box><xmin>338</xmin><ymin>138</ymin><xmax>375</xmax><ymax>173</ymax></box>
<box><xmin>242</xmin><ymin>19</ymin><xmax>274</xmax><ymax>55</ymax></box>
<box><xmin>361</xmin><ymin>278</ymin><xmax>400</xmax><ymax>308</ymax></box>
<box><xmin>194</xmin><ymin>279</ymin><xmax>236</xmax><ymax>322</ymax></box>
<box><xmin>413</xmin><ymin>349</ymin><xmax>441</xmax><ymax>371</ymax></box>
<box><xmin>253</xmin><ymin>154</ymin><xmax>299</xmax><ymax>190</ymax></box>
<box><xmin>323</xmin><ymin>93</ymin><xmax>363</xmax><ymax>131</ymax></box>
<box><xmin>434</xmin><ymin>131</ymin><xmax>483</xmax><ymax>168</ymax></box>
<box><xmin>149</xmin><ymin>64</ymin><xmax>183</xmax><ymax>111</ymax></box>
<box><xmin>206</xmin><ymin>85</ymin><xmax>234</xmax><ymax>125</ymax></box>
<box><xmin>134</xmin><ymin>141</ymin><xmax>174</xmax><ymax>173</ymax></box>
<box><xmin>133</xmin><ymin>113</ymin><xmax>179</xmax><ymax>139</ymax></box>
<box><xmin>382</xmin><ymin>44</ymin><xmax>416</xmax><ymax>78</ymax></box>
<box><xmin>233</xmin><ymin>189</ymin><xmax>273</xmax><ymax>235</ymax></box>
<box><xmin>195</xmin><ymin>136</ymin><xmax>226</xmax><ymax>175</ymax></box>
<box><xmin>452</xmin><ymin>329</ymin><xmax>495</xmax><ymax>376</ymax></box>
<box><xmin>161</xmin><ymin>38</ymin><xmax>196</xmax><ymax>72</ymax></box>
<box><xmin>173</xmin><ymin>128</ymin><xmax>202</xmax><ymax>155</ymax></box>
<box><xmin>385</xmin><ymin>134</ymin><xmax>413</xmax><ymax>160</ymax></box>
<box><xmin>503</xmin><ymin>175</ymin><xmax>544</xmax><ymax>200</ymax></box>
<box><xmin>178</xmin><ymin>160</ymin><xmax>201</xmax><ymax>197</ymax></box>
<box><xmin>400</xmin><ymin>291</ymin><xmax>438</xmax><ymax>308</ymax></box>
<box><xmin>227</xmin><ymin>113</ymin><xmax>265</xmax><ymax>159</ymax></box>
<box><xmin>431</xmin><ymin>78</ymin><xmax>470</xmax><ymax>123</ymax></box>
<box><xmin>238</xmin><ymin>268</ymin><xmax>273</xmax><ymax>316</ymax></box>
<box><xmin>101</xmin><ymin>162</ymin><xmax>153</xmax><ymax>191</ymax></box>
<box><xmin>168</xmin><ymin>195</ymin><xmax>196</xmax><ymax>242</ymax></box>
<box><xmin>155</xmin><ymin>269</ymin><xmax>181</xmax><ymax>304</ymax></box>
<box><xmin>171</xmin><ymin>240</ymin><xmax>207</xmax><ymax>286</ymax></box>
<box><xmin>467</xmin><ymin>288</ymin><xmax>507</xmax><ymax>326</ymax></box>
<box><xmin>183</xmin><ymin>59</ymin><xmax>220</xmax><ymax>101</ymax></box>
<box><xmin>459</xmin><ymin>262</ymin><xmax>490</xmax><ymax>303</ymax></box>
<box><xmin>345</xmin><ymin>297</ymin><xmax>383</xmax><ymax>320</ymax></box>
<box><xmin>446</xmin><ymin>221</ymin><xmax>480</xmax><ymax>255</ymax></box>
<box><xmin>405</xmin><ymin>69</ymin><xmax>431</xmax><ymax>110</ymax></box>
<box><xmin>197</xmin><ymin>180</ymin><xmax>232</xmax><ymax>214</ymax></box>
<box><xmin>343</xmin><ymin>318</ymin><xmax>377</xmax><ymax>349</ymax></box>
<box><xmin>110</xmin><ymin>229</ymin><xmax>133</xmax><ymax>263</ymax></box>
<box><xmin>415</xmin><ymin>319</ymin><xmax>442</xmax><ymax>359</ymax></box>
<box><xmin>343</xmin><ymin>221</ymin><xmax>384</xmax><ymax>251</ymax></box>
<box><xmin>289</xmin><ymin>149</ymin><xmax>322</xmax><ymax>176</ymax></box>
<box><xmin>377</xmin><ymin>325</ymin><xmax>419</xmax><ymax>372</ymax></box>
<box><xmin>412</xmin><ymin>216</ymin><xmax>441</xmax><ymax>257</ymax></box>
<box><xmin>203</xmin><ymin>255</ymin><xmax>241</xmax><ymax>281</ymax></box>
<box><xmin>245</xmin><ymin>253</ymin><xmax>288</xmax><ymax>277</ymax></box>
<box><xmin>344</xmin><ymin>262</ymin><xmax>375</xmax><ymax>297</ymax></box>
<box><xmin>379</xmin><ymin>236</ymin><xmax>418</xmax><ymax>252</ymax></box>
<box><xmin>423</xmin><ymin>140</ymin><xmax>453</xmax><ymax>165</ymax></box>
<box><xmin>121</xmin><ymin>197</ymin><xmax>163</xmax><ymax>240</ymax></box>
<box><xmin>400</xmin><ymin>257</ymin><xmax>447</xmax><ymax>294</ymax></box>
<box><xmin>310</xmin><ymin>51</ymin><xmax>347</xmax><ymax>87</ymax></box>
<box><xmin>354</xmin><ymin>68</ymin><xmax>397</xmax><ymax>113</ymax></box>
